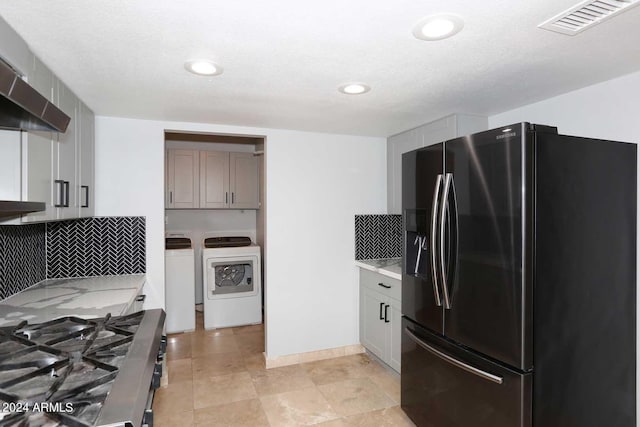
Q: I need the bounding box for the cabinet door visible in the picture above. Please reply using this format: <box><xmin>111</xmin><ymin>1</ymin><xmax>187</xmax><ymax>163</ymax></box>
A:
<box><xmin>360</xmin><ymin>286</ymin><xmax>387</xmax><ymax>361</ymax></box>
<box><xmin>388</xmin><ymin>298</ymin><xmax>402</xmax><ymax>373</ymax></box>
<box><xmin>56</xmin><ymin>80</ymin><xmax>78</xmax><ymax>219</ymax></box>
<box><xmin>78</xmin><ymin>102</ymin><xmax>95</xmax><ymax>217</ymax></box>
<box><xmin>199</xmin><ymin>151</ymin><xmax>229</xmax><ymax>209</ymax></box>
<box><xmin>21</xmin><ymin>131</ymin><xmax>55</xmax><ymax>222</ymax></box>
<box><xmin>22</xmin><ymin>58</ymin><xmax>56</xmax><ymax>223</ymax></box>
<box><xmin>229</xmin><ymin>152</ymin><xmax>259</xmax><ymax>209</ymax></box>
<box><xmin>166</xmin><ymin>149</ymin><xmax>199</xmax><ymax>209</ymax></box>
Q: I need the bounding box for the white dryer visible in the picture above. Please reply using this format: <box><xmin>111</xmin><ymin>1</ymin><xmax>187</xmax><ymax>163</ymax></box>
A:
<box><xmin>202</xmin><ymin>237</ymin><xmax>262</xmax><ymax>329</ymax></box>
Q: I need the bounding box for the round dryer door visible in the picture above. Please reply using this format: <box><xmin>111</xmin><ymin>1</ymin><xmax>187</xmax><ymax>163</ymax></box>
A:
<box><xmin>209</xmin><ymin>261</ymin><xmax>255</xmax><ymax>296</ymax></box>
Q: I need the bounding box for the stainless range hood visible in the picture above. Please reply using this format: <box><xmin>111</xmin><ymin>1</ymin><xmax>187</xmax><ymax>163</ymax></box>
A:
<box><xmin>0</xmin><ymin>200</ymin><xmax>45</xmax><ymax>217</ymax></box>
<box><xmin>0</xmin><ymin>59</ymin><xmax>70</xmax><ymax>132</ymax></box>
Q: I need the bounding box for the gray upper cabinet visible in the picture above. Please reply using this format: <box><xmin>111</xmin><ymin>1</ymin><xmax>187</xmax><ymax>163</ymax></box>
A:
<box><xmin>20</xmin><ymin>61</ymin><xmax>95</xmax><ymax>223</ymax></box>
<box><xmin>0</xmin><ymin>18</ymin><xmax>95</xmax><ymax>224</ymax></box>
<box><xmin>55</xmin><ymin>80</ymin><xmax>78</xmax><ymax>219</ymax></box>
<box><xmin>78</xmin><ymin>101</ymin><xmax>95</xmax><ymax>217</ymax></box>
<box><xmin>386</xmin><ymin>114</ymin><xmax>488</xmax><ymax>214</ymax></box>
<box><xmin>166</xmin><ymin>149</ymin><xmax>259</xmax><ymax>210</ymax></box>
<box><xmin>166</xmin><ymin>149</ymin><xmax>200</xmax><ymax>209</ymax></box>
<box><xmin>21</xmin><ymin>57</ymin><xmax>55</xmax><ymax>223</ymax></box>
<box><xmin>229</xmin><ymin>152</ymin><xmax>259</xmax><ymax>209</ymax></box>
<box><xmin>199</xmin><ymin>150</ymin><xmax>228</xmax><ymax>209</ymax></box>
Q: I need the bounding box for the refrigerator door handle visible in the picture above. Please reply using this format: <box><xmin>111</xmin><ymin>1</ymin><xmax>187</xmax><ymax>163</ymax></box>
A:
<box><xmin>405</xmin><ymin>327</ymin><xmax>503</xmax><ymax>385</ymax></box>
<box><xmin>430</xmin><ymin>174</ymin><xmax>443</xmax><ymax>306</ymax></box>
<box><xmin>439</xmin><ymin>173</ymin><xmax>453</xmax><ymax>309</ymax></box>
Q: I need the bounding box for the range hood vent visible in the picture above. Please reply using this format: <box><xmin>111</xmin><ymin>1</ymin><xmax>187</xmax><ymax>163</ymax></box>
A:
<box><xmin>539</xmin><ymin>0</ymin><xmax>640</xmax><ymax>35</ymax></box>
<box><xmin>0</xmin><ymin>200</ymin><xmax>45</xmax><ymax>217</ymax></box>
<box><xmin>0</xmin><ymin>59</ymin><xmax>70</xmax><ymax>132</ymax></box>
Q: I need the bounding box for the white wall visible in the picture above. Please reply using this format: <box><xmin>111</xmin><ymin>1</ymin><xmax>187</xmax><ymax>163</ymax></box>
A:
<box><xmin>489</xmin><ymin>69</ymin><xmax>640</xmax><ymax>420</ymax></box>
<box><xmin>95</xmin><ymin>116</ymin><xmax>386</xmax><ymax>359</ymax></box>
<box><xmin>489</xmin><ymin>70</ymin><xmax>640</xmax><ymax>143</ymax></box>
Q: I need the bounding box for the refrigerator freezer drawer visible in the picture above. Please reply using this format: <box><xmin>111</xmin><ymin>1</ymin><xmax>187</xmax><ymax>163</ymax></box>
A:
<box><xmin>401</xmin><ymin>318</ymin><xmax>531</xmax><ymax>427</ymax></box>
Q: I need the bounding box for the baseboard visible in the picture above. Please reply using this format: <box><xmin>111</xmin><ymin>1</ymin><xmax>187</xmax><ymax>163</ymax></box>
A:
<box><xmin>265</xmin><ymin>344</ymin><xmax>365</xmax><ymax>369</ymax></box>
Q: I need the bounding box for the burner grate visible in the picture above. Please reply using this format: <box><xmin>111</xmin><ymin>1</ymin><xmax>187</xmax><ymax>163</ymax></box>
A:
<box><xmin>0</xmin><ymin>312</ymin><xmax>147</xmax><ymax>427</ymax></box>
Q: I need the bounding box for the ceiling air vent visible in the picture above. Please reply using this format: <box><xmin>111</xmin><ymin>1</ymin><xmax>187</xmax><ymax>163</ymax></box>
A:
<box><xmin>539</xmin><ymin>0</ymin><xmax>640</xmax><ymax>35</ymax></box>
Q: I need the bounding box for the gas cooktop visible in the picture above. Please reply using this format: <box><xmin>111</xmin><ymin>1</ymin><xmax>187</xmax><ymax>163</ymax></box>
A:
<box><xmin>0</xmin><ymin>309</ymin><xmax>165</xmax><ymax>427</ymax></box>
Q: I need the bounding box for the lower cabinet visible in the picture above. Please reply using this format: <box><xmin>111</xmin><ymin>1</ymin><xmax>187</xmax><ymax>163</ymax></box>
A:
<box><xmin>359</xmin><ymin>269</ymin><xmax>401</xmax><ymax>372</ymax></box>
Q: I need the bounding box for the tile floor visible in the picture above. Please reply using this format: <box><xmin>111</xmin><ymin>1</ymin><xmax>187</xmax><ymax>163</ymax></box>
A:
<box><xmin>153</xmin><ymin>311</ymin><xmax>416</xmax><ymax>426</ymax></box>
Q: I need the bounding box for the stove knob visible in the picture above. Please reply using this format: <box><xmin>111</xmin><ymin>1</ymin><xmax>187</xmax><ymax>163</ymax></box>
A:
<box><xmin>143</xmin><ymin>409</ymin><xmax>154</xmax><ymax>427</ymax></box>
<box><xmin>152</xmin><ymin>363</ymin><xmax>163</xmax><ymax>389</ymax></box>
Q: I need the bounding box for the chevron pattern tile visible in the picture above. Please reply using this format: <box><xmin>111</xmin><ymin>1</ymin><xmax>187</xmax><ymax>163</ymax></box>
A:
<box><xmin>354</xmin><ymin>214</ymin><xmax>402</xmax><ymax>260</ymax></box>
<box><xmin>47</xmin><ymin>217</ymin><xmax>146</xmax><ymax>279</ymax></box>
<box><xmin>0</xmin><ymin>224</ymin><xmax>46</xmax><ymax>300</ymax></box>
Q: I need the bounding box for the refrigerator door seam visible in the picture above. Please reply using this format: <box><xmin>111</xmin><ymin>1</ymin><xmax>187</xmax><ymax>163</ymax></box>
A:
<box><xmin>405</xmin><ymin>327</ymin><xmax>504</xmax><ymax>385</ymax></box>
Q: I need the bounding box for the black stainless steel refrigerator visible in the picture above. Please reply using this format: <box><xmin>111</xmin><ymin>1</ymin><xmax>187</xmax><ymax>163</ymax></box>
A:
<box><xmin>401</xmin><ymin>123</ymin><xmax>636</xmax><ymax>427</ymax></box>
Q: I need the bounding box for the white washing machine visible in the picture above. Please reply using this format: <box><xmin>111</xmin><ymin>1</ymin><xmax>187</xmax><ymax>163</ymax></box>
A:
<box><xmin>165</xmin><ymin>236</ymin><xmax>196</xmax><ymax>334</ymax></box>
<box><xmin>202</xmin><ymin>237</ymin><xmax>262</xmax><ymax>329</ymax></box>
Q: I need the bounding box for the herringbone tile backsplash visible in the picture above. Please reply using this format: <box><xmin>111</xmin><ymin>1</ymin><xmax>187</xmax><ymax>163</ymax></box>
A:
<box><xmin>0</xmin><ymin>217</ymin><xmax>146</xmax><ymax>300</ymax></box>
<box><xmin>0</xmin><ymin>224</ymin><xmax>46</xmax><ymax>300</ymax></box>
<box><xmin>355</xmin><ymin>214</ymin><xmax>402</xmax><ymax>260</ymax></box>
<box><xmin>47</xmin><ymin>217</ymin><xmax>146</xmax><ymax>278</ymax></box>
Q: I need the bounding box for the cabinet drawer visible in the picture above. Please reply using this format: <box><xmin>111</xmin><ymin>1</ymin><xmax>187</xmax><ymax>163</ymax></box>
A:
<box><xmin>359</xmin><ymin>268</ymin><xmax>401</xmax><ymax>301</ymax></box>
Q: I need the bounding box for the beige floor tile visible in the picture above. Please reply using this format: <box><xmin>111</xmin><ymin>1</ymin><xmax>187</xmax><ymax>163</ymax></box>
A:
<box><xmin>251</xmin><ymin>363</ymin><xmax>316</xmax><ymax>396</ymax></box>
<box><xmin>166</xmin><ymin>333</ymin><xmax>192</xmax><ymax>361</ymax></box>
<box><xmin>235</xmin><ymin>331</ymin><xmax>265</xmax><ymax>355</ymax></box>
<box><xmin>303</xmin><ymin>353</ymin><xmax>385</xmax><ymax>386</ymax></box>
<box><xmin>344</xmin><ymin>406</ymin><xmax>416</xmax><ymax>426</ymax></box>
<box><xmin>260</xmin><ymin>387</ymin><xmax>339</xmax><ymax>426</ymax></box>
<box><xmin>194</xmin><ymin>398</ymin><xmax>270</xmax><ymax>427</ymax></box>
<box><xmin>318</xmin><ymin>377</ymin><xmax>395</xmax><ymax>417</ymax></box>
<box><xmin>155</xmin><ymin>409</ymin><xmax>194</xmax><ymax>427</ymax></box>
<box><xmin>315</xmin><ymin>419</ymin><xmax>352</xmax><ymax>427</ymax></box>
<box><xmin>194</xmin><ymin>327</ymin><xmax>236</xmax><ymax>337</ymax></box>
<box><xmin>233</xmin><ymin>323</ymin><xmax>264</xmax><ymax>335</ymax></box>
<box><xmin>192</xmin><ymin>352</ymin><xmax>247</xmax><ymax>377</ymax></box>
<box><xmin>369</xmin><ymin>369</ymin><xmax>401</xmax><ymax>403</ymax></box>
<box><xmin>167</xmin><ymin>358</ymin><xmax>193</xmax><ymax>384</ymax></box>
<box><xmin>191</xmin><ymin>334</ymin><xmax>240</xmax><ymax>357</ymax></box>
<box><xmin>193</xmin><ymin>371</ymin><xmax>258</xmax><ymax>409</ymax></box>
<box><xmin>152</xmin><ymin>380</ymin><xmax>194</xmax><ymax>417</ymax></box>
<box><xmin>244</xmin><ymin>353</ymin><xmax>266</xmax><ymax>372</ymax></box>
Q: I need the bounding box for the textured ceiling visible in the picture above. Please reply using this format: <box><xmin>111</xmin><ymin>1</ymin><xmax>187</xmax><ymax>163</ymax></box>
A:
<box><xmin>0</xmin><ymin>0</ymin><xmax>639</xmax><ymax>137</ymax></box>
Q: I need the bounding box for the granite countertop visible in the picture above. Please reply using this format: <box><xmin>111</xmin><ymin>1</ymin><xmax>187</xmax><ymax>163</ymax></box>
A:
<box><xmin>0</xmin><ymin>274</ymin><xmax>146</xmax><ymax>326</ymax></box>
<box><xmin>355</xmin><ymin>258</ymin><xmax>402</xmax><ymax>280</ymax></box>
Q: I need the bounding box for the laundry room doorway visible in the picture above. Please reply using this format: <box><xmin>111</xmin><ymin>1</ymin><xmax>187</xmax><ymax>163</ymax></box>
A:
<box><xmin>162</xmin><ymin>130</ymin><xmax>266</xmax><ymax>349</ymax></box>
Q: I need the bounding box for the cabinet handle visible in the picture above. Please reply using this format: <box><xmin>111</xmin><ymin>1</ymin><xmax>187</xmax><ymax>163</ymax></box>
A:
<box><xmin>384</xmin><ymin>304</ymin><xmax>390</xmax><ymax>323</ymax></box>
<box><xmin>232</xmin><ymin>192</ymin><xmax>235</xmax><ymax>204</ymax></box>
<box><xmin>379</xmin><ymin>302</ymin><xmax>385</xmax><ymax>320</ymax></box>
<box><xmin>54</xmin><ymin>180</ymin><xmax>65</xmax><ymax>207</ymax></box>
<box><xmin>225</xmin><ymin>192</ymin><xmax>228</xmax><ymax>204</ymax></box>
<box><xmin>64</xmin><ymin>181</ymin><xmax>70</xmax><ymax>207</ymax></box>
<box><xmin>136</xmin><ymin>294</ymin><xmax>147</xmax><ymax>302</ymax></box>
<box><xmin>81</xmin><ymin>185</ymin><xmax>89</xmax><ymax>208</ymax></box>
<box><xmin>169</xmin><ymin>191</ymin><xmax>173</xmax><ymax>204</ymax></box>
<box><xmin>378</xmin><ymin>282</ymin><xmax>391</xmax><ymax>289</ymax></box>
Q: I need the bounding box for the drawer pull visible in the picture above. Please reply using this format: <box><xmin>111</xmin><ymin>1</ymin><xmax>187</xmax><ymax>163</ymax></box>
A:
<box><xmin>405</xmin><ymin>327</ymin><xmax>503</xmax><ymax>384</ymax></box>
<box><xmin>378</xmin><ymin>282</ymin><xmax>391</xmax><ymax>289</ymax></box>
<box><xmin>379</xmin><ymin>302</ymin><xmax>385</xmax><ymax>320</ymax></box>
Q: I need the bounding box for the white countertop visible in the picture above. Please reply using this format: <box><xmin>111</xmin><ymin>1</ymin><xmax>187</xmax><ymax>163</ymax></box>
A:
<box><xmin>355</xmin><ymin>258</ymin><xmax>402</xmax><ymax>280</ymax></box>
<box><xmin>0</xmin><ymin>274</ymin><xmax>146</xmax><ymax>326</ymax></box>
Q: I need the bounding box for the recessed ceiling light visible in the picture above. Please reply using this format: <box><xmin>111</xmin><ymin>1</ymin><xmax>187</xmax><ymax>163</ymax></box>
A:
<box><xmin>184</xmin><ymin>60</ymin><xmax>223</xmax><ymax>76</ymax></box>
<box><xmin>338</xmin><ymin>83</ymin><xmax>371</xmax><ymax>95</ymax></box>
<box><xmin>413</xmin><ymin>14</ymin><xmax>464</xmax><ymax>41</ymax></box>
